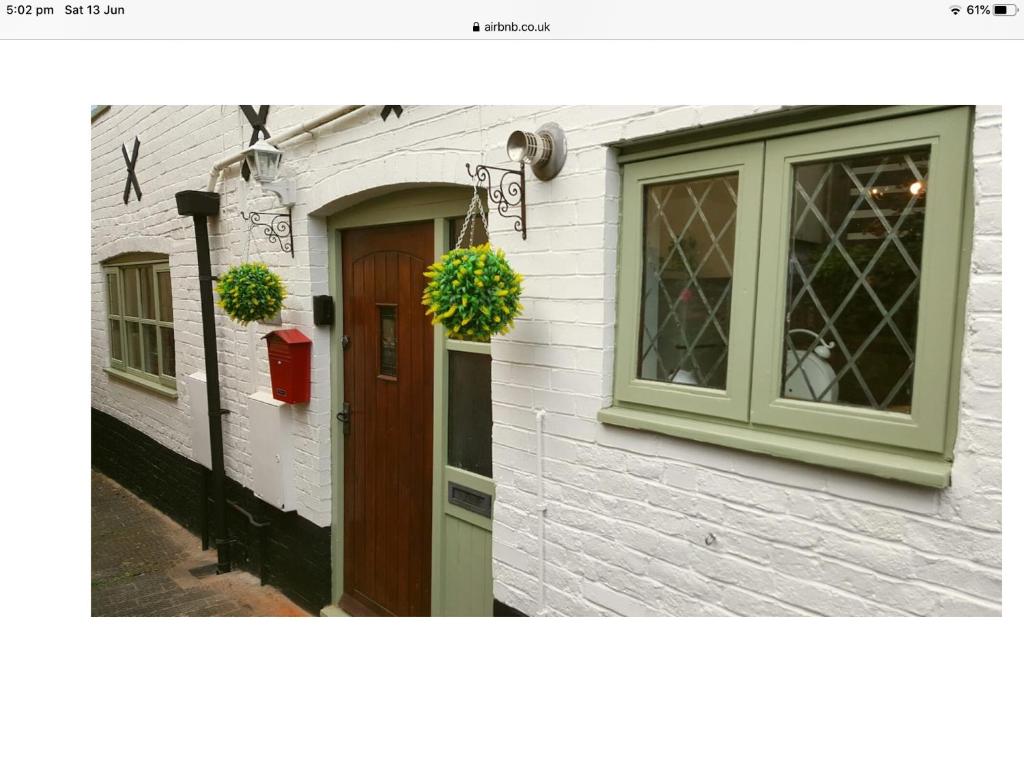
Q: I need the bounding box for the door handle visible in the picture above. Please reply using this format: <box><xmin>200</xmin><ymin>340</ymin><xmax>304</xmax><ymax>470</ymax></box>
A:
<box><xmin>336</xmin><ymin>402</ymin><xmax>352</xmax><ymax>435</ymax></box>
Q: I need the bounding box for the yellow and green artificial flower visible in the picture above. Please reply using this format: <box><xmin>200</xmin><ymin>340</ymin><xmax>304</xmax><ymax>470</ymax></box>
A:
<box><xmin>422</xmin><ymin>243</ymin><xmax>524</xmax><ymax>341</ymax></box>
<box><xmin>216</xmin><ymin>262</ymin><xmax>286</xmax><ymax>325</ymax></box>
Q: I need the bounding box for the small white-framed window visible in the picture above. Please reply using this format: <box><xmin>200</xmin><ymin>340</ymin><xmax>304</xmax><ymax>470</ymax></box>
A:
<box><xmin>103</xmin><ymin>255</ymin><xmax>176</xmax><ymax>394</ymax></box>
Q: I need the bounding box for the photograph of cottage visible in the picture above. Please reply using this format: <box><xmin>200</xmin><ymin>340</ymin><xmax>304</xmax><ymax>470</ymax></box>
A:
<box><xmin>90</xmin><ymin>105</ymin><xmax>1001</xmax><ymax>617</ymax></box>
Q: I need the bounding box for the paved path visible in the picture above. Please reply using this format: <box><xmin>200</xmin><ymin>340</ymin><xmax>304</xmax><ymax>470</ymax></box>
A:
<box><xmin>91</xmin><ymin>471</ymin><xmax>309</xmax><ymax>617</ymax></box>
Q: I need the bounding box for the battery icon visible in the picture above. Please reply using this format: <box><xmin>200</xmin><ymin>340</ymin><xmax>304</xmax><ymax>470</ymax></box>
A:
<box><xmin>994</xmin><ymin>4</ymin><xmax>1018</xmax><ymax>14</ymax></box>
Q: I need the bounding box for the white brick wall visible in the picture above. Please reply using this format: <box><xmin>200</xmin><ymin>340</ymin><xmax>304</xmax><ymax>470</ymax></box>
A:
<box><xmin>92</xmin><ymin>105</ymin><xmax>1001</xmax><ymax>614</ymax></box>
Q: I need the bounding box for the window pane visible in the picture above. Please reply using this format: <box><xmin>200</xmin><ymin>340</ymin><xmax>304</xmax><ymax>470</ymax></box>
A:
<box><xmin>109</xmin><ymin>319</ymin><xmax>122</xmax><ymax>361</ymax></box>
<box><xmin>379</xmin><ymin>305</ymin><xmax>397</xmax><ymax>377</ymax></box>
<box><xmin>160</xmin><ymin>327</ymin><xmax>175</xmax><ymax>378</ymax></box>
<box><xmin>123</xmin><ymin>267</ymin><xmax>139</xmax><ymax>317</ymax></box>
<box><xmin>126</xmin><ymin>322</ymin><xmax>141</xmax><ymax>369</ymax></box>
<box><xmin>157</xmin><ymin>270</ymin><xmax>173</xmax><ymax>321</ymax></box>
<box><xmin>447</xmin><ymin>351</ymin><xmax>492</xmax><ymax>478</ymax></box>
<box><xmin>781</xmin><ymin>147</ymin><xmax>929</xmax><ymax>413</ymax></box>
<box><xmin>448</xmin><ymin>210</ymin><xmax>489</xmax><ymax>249</ymax></box>
<box><xmin>142</xmin><ymin>324</ymin><xmax>159</xmax><ymax>375</ymax></box>
<box><xmin>139</xmin><ymin>265</ymin><xmax>155</xmax><ymax>320</ymax></box>
<box><xmin>106</xmin><ymin>273</ymin><xmax>120</xmax><ymax>315</ymax></box>
<box><xmin>638</xmin><ymin>173</ymin><xmax>738</xmax><ymax>390</ymax></box>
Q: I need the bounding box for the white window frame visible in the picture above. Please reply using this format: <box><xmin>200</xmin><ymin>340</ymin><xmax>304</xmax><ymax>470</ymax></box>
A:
<box><xmin>103</xmin><ymin>255</ymin><xmax>177</xmax><ymax>395</ymax></box>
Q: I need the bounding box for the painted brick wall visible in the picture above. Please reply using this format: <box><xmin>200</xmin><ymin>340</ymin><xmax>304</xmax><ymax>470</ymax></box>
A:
<box><xmin>91</xmin><ymin>105</ymin><xmax>1001</xmax><ymax>615</ymax></box>
<box><xmin>488</xmin><ymin>106</ymin><xmax>1002</xmax><ymax>617</ymax></box>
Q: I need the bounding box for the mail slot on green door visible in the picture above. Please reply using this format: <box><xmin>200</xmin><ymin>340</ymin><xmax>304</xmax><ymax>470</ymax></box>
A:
<box><xmin>440</xmin><ymin>345</ymin><xmax>495</xmax><ymax>616</ymax></box>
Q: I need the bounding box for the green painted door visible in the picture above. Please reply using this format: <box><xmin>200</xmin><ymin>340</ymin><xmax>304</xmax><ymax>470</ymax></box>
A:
<box><xmin>438</xmin><ymin>214</ymin><xmax>495</xmax><ymax>617</ymax></box>
<box><xmin>441</xmin><ymin>466</ymin><xmax>494</xmax><ymax>616</ymax></box>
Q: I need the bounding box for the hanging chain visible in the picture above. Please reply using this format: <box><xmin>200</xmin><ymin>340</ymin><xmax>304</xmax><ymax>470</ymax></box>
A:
<box><xmin>454</xmin><ymin>105</ymin><xmax>493</xmax><ymax>250</ymax></box>
<box><xmin>242</xmin><ymin>189</ymin><xmax>253</xmax><ymax>263</ymax></box>
<box><xmin>455</xmin><ymin>181</ymin><xmax>490</xmax><ymax>249</ymax></box>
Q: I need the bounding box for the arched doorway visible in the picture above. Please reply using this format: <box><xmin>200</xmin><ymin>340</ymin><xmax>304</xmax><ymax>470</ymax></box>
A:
<box><xmin>326</xmin><ymin>186</ymin><xmax>494</xmax><ymax>616</ymax></box>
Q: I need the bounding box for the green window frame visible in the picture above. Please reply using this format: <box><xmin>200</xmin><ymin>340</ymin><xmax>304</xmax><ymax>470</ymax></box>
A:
<box><xmin>103</xmin><ymin>255</ymin><xmax>177</xmax><ymax>396</ymax></box>
<box><xmin>615</xmin><ymin>141</ymin><xmax>763</xmax><ymax>421</ymax></box>
<box><xmin>600</xmin><ymin>107</ymin><xmax>974</xmax><ymax>487</ymax></box>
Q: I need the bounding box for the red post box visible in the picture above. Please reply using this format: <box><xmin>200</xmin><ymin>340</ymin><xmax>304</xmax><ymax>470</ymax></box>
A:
<box><xmin>263</xmin><ymin>329</ymin><xmax>312</xmax><ymax>404</ymax></box>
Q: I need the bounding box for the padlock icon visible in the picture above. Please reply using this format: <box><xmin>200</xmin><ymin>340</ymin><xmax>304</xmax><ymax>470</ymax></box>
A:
<box><xmin>472</xmin><ymin>21</ymin><xmax>480</xmax><ymax>31</ymax></box>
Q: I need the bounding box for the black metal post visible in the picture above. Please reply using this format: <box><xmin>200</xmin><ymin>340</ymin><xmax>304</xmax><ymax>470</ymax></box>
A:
<box><xmin>175</xmin><ymin>191</ymin><xmax>230</xmax><ymax>574</ymax></box>
<box><xmin>200</xmin><ymin>468</ymin><xmax>210</xmax><ymax>551</ymax></box>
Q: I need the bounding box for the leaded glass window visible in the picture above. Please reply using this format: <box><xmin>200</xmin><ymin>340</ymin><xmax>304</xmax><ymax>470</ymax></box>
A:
<box><xmin>782</xmin><ymin>149</ymin><xmax>929</xmax><ymax>412</ymax></box>
<box><xmin>607</xmin><ymin>107</ymin><xmax>973</xmax><ymax>486</ymax></box>
<box><xmin>639</xmin><ymin>173</ymin><xmax>738</xmax><ymax>390</ymax></box>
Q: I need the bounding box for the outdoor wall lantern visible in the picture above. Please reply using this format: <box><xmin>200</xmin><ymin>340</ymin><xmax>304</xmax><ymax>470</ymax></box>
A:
<box><xmin>245</xmin><ymin>140</ymin><xmax>295</xmax><ymax>207</ymax></box>
<box><xmin>465</xmin><ymin>122</ymin><xmax>567</xmax><ymax>241</ymax></box>
<box><xmin>241</xmin><ymin>139</ymin><xmax>295</xmax><ymax>256</ymax></box>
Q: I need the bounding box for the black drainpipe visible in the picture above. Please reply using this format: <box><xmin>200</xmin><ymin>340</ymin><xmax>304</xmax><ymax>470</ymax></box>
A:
<box><xmin>175</xmin><ymin>190</ymin><xmax>230</xmax><ymax>574</ymax></box>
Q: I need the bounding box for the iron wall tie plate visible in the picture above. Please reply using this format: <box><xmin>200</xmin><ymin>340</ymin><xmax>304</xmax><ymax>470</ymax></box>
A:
<box><xmin>122</xmin><ymin>137</ymin><xmax>142</xmax><ymax>204</ymax></box>
<box><xmin>239</xmin><ymin>105</ymin><xmax>271</xmax><ymax>181</ymax></box>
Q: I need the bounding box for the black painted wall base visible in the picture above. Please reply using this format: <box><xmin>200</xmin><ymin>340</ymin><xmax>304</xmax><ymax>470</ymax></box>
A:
<box><xmin>493</xmin><ymin>599</ymin><xmax>527</xmax><ymax>617</ymax></box>
<box><xmin>92</xmin><ymin>408</ymin><xmax>331</xmax><ymax>613</ymax></box>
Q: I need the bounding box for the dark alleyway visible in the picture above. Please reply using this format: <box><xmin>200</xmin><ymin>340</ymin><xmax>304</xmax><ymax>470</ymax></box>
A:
<box><xmin>91</xmin><ymin>470</ymin><xmax>309</xmax><ymax>617</ymax></box>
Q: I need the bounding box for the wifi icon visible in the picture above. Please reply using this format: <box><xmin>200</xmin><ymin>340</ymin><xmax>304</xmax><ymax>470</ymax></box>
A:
<box><xmin>950</xmin><ymin>4</ymin><xmax>962</xmax><ymax>13</ymax></box>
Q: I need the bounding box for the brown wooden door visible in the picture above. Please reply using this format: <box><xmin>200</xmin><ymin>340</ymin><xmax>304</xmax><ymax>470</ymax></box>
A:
<box><xmin>341</xmin><ymin>221</ymin><xmax>434</xmax><ymax>616</ymax></box>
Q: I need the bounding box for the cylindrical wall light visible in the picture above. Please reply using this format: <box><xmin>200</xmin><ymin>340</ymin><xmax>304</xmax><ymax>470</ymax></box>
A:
<box><xmin>506</xmin><ymin>122</ymin><xmax>567</xmax><ymax>181</ymax></box>
<box><xmin>507</xmin><ymin>130</ymin><xmax>551</xmax><ymax>166</ymax></box>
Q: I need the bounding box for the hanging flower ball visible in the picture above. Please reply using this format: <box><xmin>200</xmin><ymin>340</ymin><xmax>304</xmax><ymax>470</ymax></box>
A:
<box><xmin>216</xmin><ymin>262</ymin><xmax>286</xmax><ymax>325</ymax></box>
<box><xmin>422</xmin><ymin>243</ymin><xmax>524</xmax><ymax>342</ymax></box>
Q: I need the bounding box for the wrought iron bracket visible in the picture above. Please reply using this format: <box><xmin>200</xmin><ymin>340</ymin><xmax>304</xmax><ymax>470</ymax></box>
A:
<box><xmin>466</xmin><ymin>162</ymin><xmax>527</xmax><ymax>240</ymax></box>
<box><xmin>241</xmin><ymin>209</ymin><xmax>294</xmax><ymax>256</ymax></box>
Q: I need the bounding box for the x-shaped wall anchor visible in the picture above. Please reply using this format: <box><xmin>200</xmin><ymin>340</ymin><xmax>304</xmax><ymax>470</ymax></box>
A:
<box><xmin>122</xmin><ymin>137</ymin><xmax>141</xmax><ymax>204</ymax></box>
<box><xmin>240</xmin><ymin>105</ymin><xmax>270</xmax><ymax>181</ymax></box>
<box><xmin>380</xmin><ymin>105</ymin><xmax>404</xmax><ymax>121</ymax></box>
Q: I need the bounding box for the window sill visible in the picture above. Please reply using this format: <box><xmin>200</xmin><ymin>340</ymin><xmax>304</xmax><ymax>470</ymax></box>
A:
<box><xmin>104</xmin><ymin>367</ymin><xmax>178</xmax><ymax>399</ymax></box>
<box><xmin>597</xmin><ymin>404</ymin><xmax>951</xmax><ymax>489</ymax></box>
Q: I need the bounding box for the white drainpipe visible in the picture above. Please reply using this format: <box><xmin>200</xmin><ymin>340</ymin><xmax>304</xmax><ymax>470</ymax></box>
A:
<box><xmin>206</xmin><ymin>104</ymin><xmax>368</xmax><ymax>192</ymax></box>
<box><xmin>536</xmin><ymin>409</ymin><xmax>547</xmax><ymax>616</ymax></box>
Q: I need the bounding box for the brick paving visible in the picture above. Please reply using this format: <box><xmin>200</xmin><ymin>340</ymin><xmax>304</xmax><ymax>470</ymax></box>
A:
<box><xmin>91</xmin><ymin>470</ymin><xmax>310</xmax><ymax>617</ymax></box>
